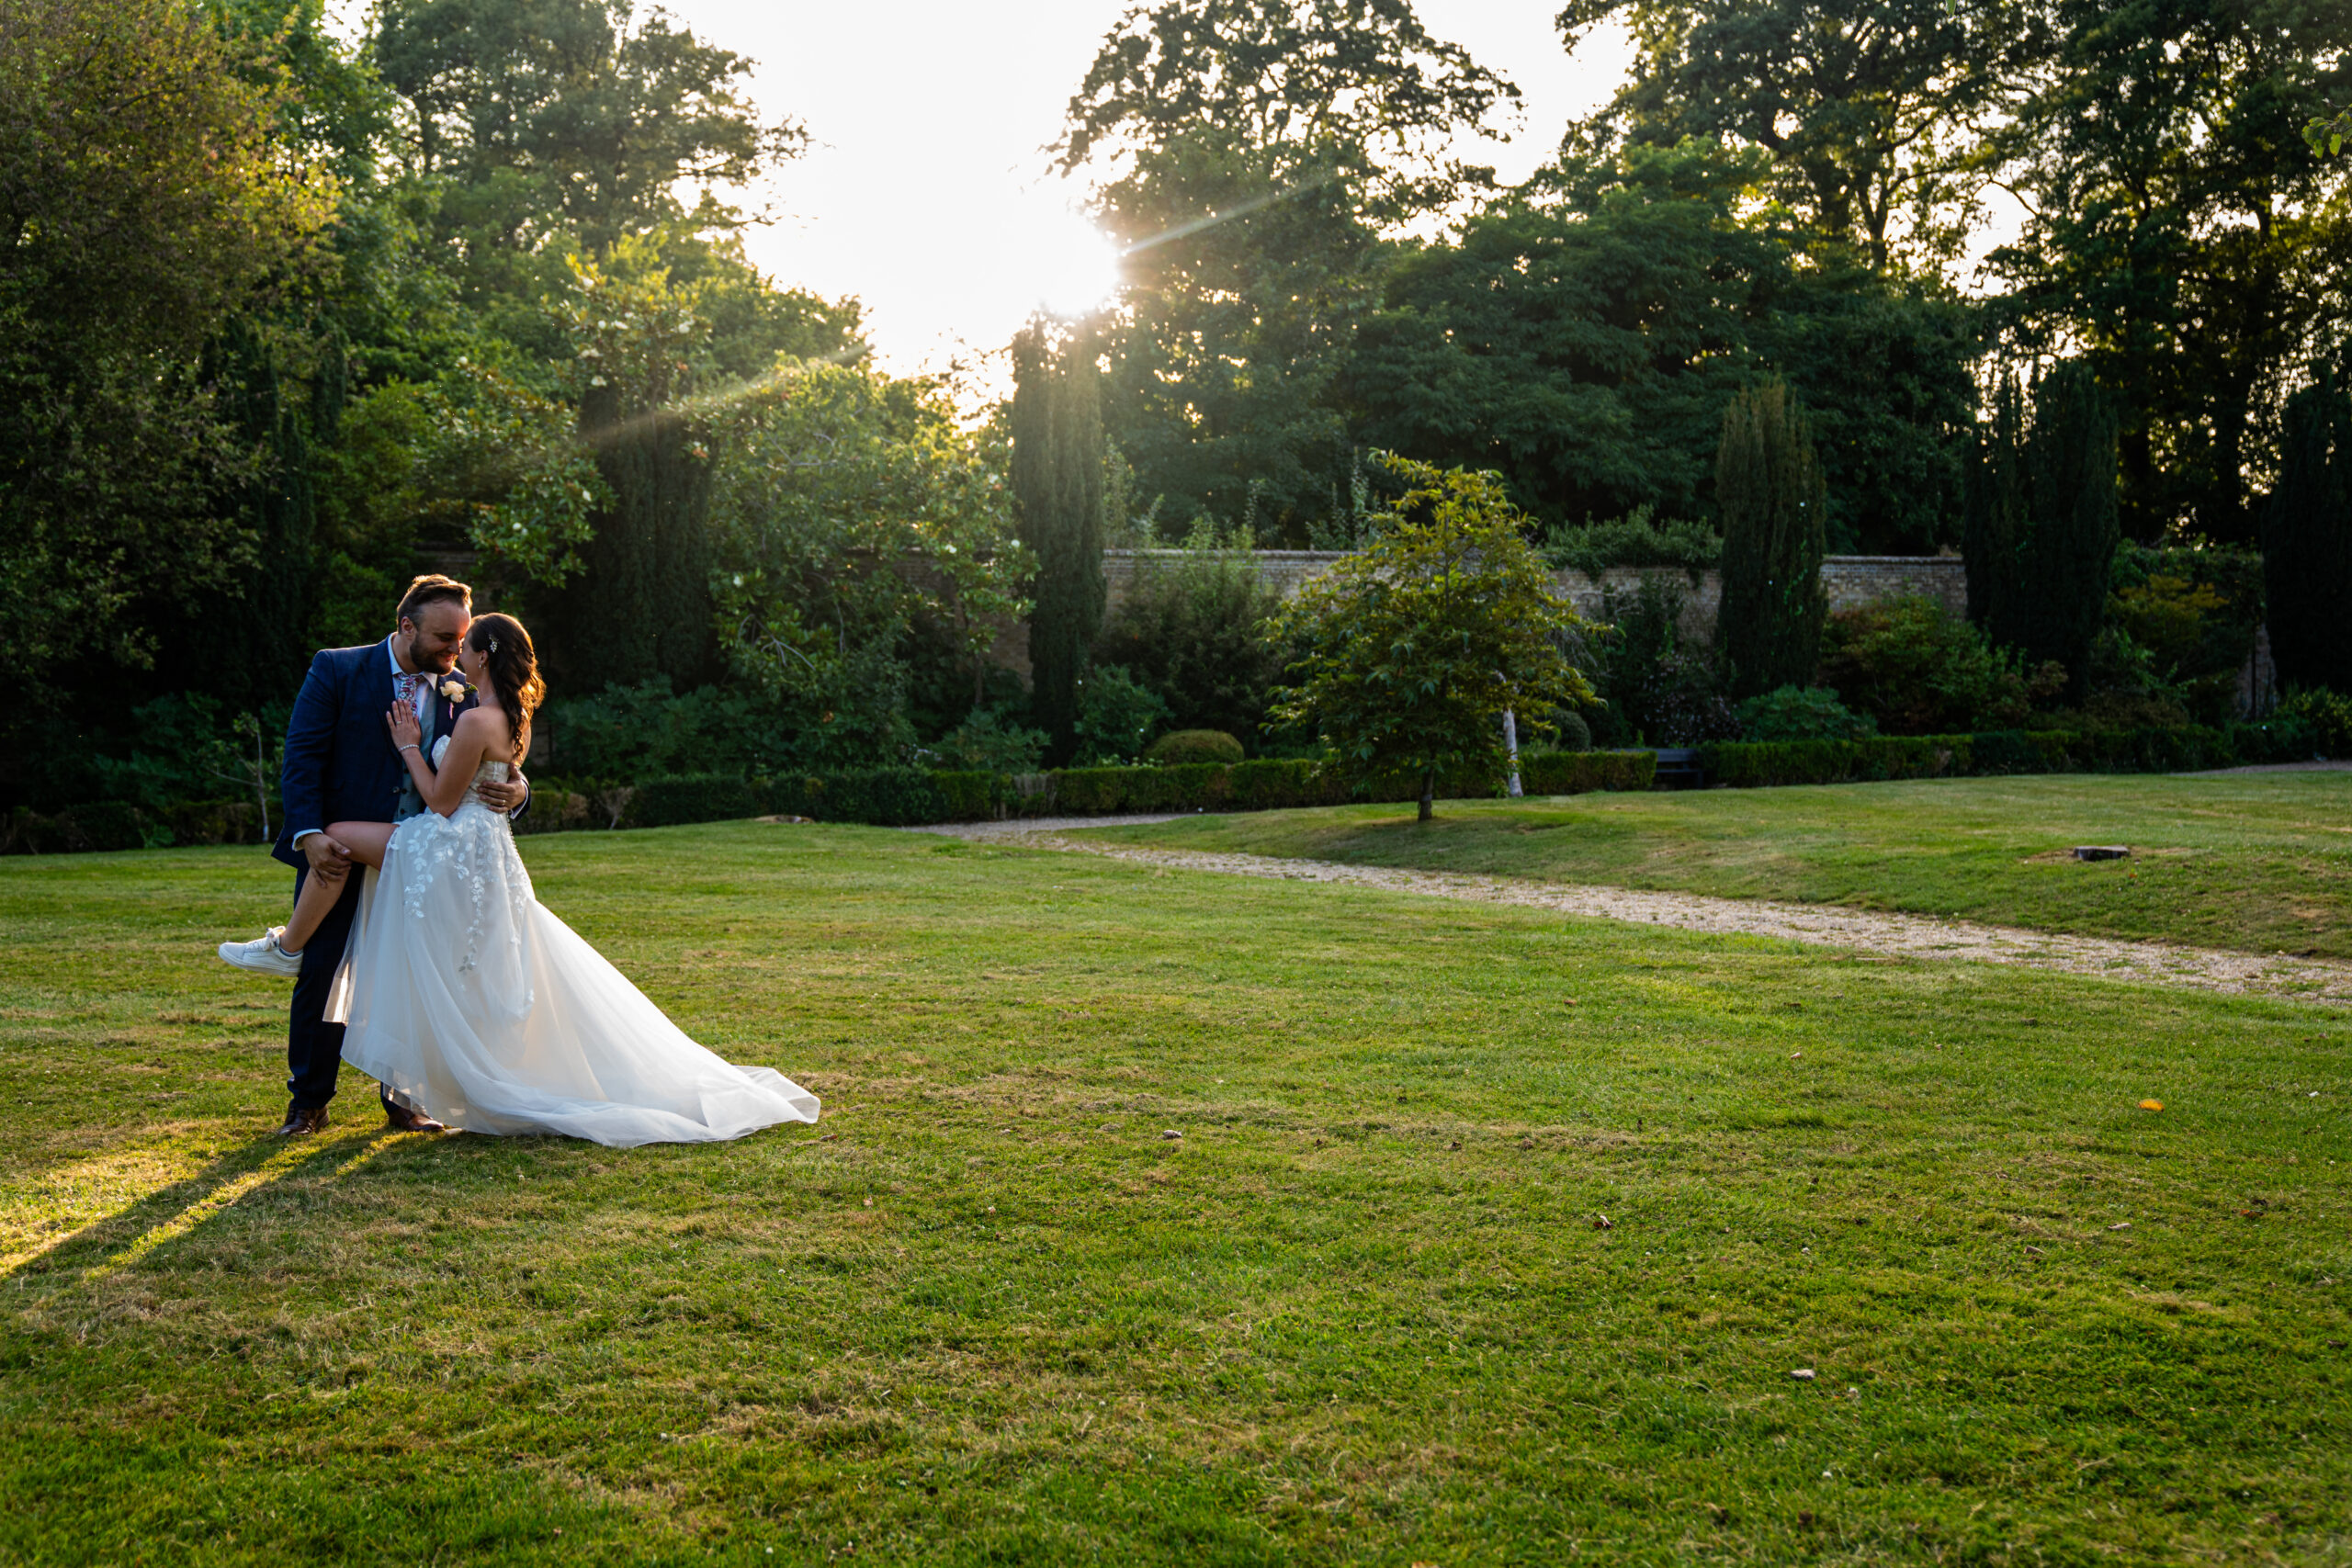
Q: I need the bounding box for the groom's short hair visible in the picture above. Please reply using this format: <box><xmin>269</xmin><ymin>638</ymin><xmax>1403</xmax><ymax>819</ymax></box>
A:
<box><xmin>396</xmin><ymin>574</ymin><xmax>472</xmax><ymax>627</ymax></box>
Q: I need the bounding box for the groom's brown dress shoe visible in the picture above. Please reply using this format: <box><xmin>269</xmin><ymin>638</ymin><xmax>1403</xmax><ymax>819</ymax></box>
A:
<box><xmin>276</xmin><ymin>1104</ymin><xmax>329</xmax><ymax>1137</ymax></box>
<box><xmin>384</xmin><ymin>1101</ymin><xmax>447</xmax><ymax>1134</ymax></box>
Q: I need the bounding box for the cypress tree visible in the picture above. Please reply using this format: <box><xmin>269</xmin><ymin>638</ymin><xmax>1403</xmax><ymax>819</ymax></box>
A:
<box><xmin>2017</xmin><ymin>362</ymin><xmax>2120</xmax><ymax>700</ymax></box>
<box><xmin>552</xmin><ymin>384</ymin><xmax>717</xmax><ymax>694</ymax></box>
<box><xmin>2265</xmin><ymin>361</ymin><xmax>2352</xmax><ymax>693</ymax></box>
<box><xmin>1962</xmin><ymin>371</ymin><xmax>2027</xmax><ymax>643</ymax></box>
<box><xmin>1013</xmin><ymin>319</ymin><xmax>1105</xmax><ymax>764</ymax></box>
<box><xmin>1714</xmin><ymin>380</ymin><xmax>1828</xmax><ymax>699</ymax></box>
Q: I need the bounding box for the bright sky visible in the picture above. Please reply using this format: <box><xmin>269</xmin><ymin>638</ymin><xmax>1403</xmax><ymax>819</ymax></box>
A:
<box><xmin>653</xmin><ymin>1</ymin><xmax>1636</xmax><ymax>380</ymax></box>
<box><xmin>323</xmin><ymin>2</ymin><xmax>1634</xmax><ymax>383</ymax></box>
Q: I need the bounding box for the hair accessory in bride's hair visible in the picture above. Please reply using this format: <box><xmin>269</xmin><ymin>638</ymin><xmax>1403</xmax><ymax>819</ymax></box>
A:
<box><xmin>488</xmin><ymin>635</ymin><xmax>500</xmax><ymax>652</ymax></box>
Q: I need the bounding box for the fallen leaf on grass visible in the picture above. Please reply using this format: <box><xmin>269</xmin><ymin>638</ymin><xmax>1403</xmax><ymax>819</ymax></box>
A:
<box><xmin>1790</xmin><ymin>1368</ymin><xmax>1816</xmax><ymax>1382</ymax></box>
<box><xmin>2140</xmin><ymin>1100</ymin><xmax>2165</xmax><ymax>1111</ymax></box>
<box><xmin>2109</xmin><ymin>1222</ymin><xmax>2131</xmax><ymax>1231</ymax></box>
<box><xmin>1592</xmin><ymin>1214</ymin><xmax>1614</xmax><ymax>1231</ymax></box>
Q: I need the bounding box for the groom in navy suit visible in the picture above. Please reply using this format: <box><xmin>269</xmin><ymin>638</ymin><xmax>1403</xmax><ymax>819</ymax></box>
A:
<box><xmin>257</xmin><ymin>575</ymin><xmax>529</xmax><ymax>1136</ymax></box>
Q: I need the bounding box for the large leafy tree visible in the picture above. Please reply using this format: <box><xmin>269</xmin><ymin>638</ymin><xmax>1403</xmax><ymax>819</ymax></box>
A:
<box><xmin>1986</xmin><ymin>0</ymin><xmax>2352</xmax><ymax>542</ymax></box>
<box><xmin>1058</xmin><ymin>0</ymin><xmax>1514</xmax><ymax>538</ymax></box>
<box><xmin>709</xmin><ymin>366</ymin><xmax>1032</xmax><ymax>772</ymax></box>
<box><xmin>1348</xmin><ymin>143</ymin><xmax>1976</xmax><ymax>549</ymax></box>
<box><xmin>0</xmin><ymin>0</ymin><xmax>337</xmax><ymax>697</ymax></box>
<box><xmin>1557</xmin><ymin>0</ymin><xmax>2041</xmax><ymax>271</ymax></box>
<box><xmin>370</xmin><ymin>0</ymin><xmax>808</xmax><ymax>346</ymax></box>
<box><xmin>1270</xmin><ymin>457</ymin><xmax>1596</xmax><ymax>820</ymax></box>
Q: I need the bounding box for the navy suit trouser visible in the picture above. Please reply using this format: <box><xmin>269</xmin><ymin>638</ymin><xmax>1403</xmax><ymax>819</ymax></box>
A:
<box><xmin>286</xmin><ymin>863</ymin><xmax>390</xmax><ymax>1111</ymax></box>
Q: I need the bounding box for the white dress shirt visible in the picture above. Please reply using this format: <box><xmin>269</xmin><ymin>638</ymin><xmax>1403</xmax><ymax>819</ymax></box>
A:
<box><xmin>389</xmin><ymin>636</ymin><xmax>437</xmax><ymax>732</ymax></box>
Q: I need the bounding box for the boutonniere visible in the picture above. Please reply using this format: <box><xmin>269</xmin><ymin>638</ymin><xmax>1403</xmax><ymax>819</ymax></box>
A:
<box><xmin>439</xmin><ymin>678</ymin><xmax>473</xmax><ymax>703</ymax></box>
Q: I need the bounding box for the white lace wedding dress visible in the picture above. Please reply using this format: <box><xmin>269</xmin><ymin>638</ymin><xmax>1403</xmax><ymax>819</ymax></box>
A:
<box><xmin>326</xmin><ymin>739</ymin><xmax>820</xmax><ymax>1145</ymax></box>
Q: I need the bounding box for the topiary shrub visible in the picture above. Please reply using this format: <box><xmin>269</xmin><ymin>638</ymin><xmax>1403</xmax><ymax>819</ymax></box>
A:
<box><xmin>1736</xmin><ymin>686</ymin><xmax>1876</xmax><ymax>742</ymax></box>
<box><xmin>1146</xmin><ymin>729</ymin><xmax>1243</xmax><ymax>765</ymax></box>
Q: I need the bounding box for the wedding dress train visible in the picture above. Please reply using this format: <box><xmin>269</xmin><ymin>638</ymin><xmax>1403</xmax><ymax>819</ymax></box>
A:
<box><xmin>327</xmin><ymin>740</ymin><xmax>819</xmax><ymax>1146</ymax></box>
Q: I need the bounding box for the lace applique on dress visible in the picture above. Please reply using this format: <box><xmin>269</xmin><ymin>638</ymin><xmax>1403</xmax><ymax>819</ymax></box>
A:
<box><xmin>395</xmin><ymin>735</ymin><xmax>534</xmax><ymax>999</ymax></box>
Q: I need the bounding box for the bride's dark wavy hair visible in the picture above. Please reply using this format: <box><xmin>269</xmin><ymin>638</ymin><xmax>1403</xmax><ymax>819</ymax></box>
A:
<box><xmin>467</xmin><ymin>613</ymin><xmax>544</xmax><ymax>762</ymax></box>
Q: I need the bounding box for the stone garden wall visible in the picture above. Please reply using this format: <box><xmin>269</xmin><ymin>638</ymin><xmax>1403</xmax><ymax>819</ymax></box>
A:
<box><xmin>1094</xmin><ymin>549</ymin><xmax>1971</xmax><ymax>651</ymax></box>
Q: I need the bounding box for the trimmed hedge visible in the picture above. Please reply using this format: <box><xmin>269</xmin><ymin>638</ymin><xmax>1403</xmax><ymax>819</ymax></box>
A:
<box><xmin>592</xmin><ymin>752</ymin><xmax>1660</xmax><ymax>833</ymax></box>
<box><xmin>1519</xmin><ymin>750</ymin><xmax>1658</xmax><ymax>795</ymax></box>
<box><xmin>14</xmin><ymin>718</ymin><xmax>2300</xmax><ymax>852</ymax></box>
<box><xmin>1228</xmin><ymin>758</ymin><xmax>1351</xmax><ymax>810</ymax></box>
<box><xmin>1046</xmin><ymin>762</ymin><xmax>1234</xmax><ymax>815</ymax></box>
<box><xmin>2</xmin><ymin>797</ymin><xmax>266</xmax><ymax>854</ymax></box>
<box><xmin>1698</xmin><ymin>724</ymin><xmax>2247</xmax><ymax>789</ymax></box>
<box><xmin>763</xmin><ymin>768</ymin><xmax>955</xmax><ymax>827</ymax></box>
<box><xmin>629</xmin><ymin>773</ymin><xmax>758</xmax><ymax>829</ymax></box>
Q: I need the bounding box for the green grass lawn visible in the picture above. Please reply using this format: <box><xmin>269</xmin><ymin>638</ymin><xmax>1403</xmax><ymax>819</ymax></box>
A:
<box><xmin>1082</xmin><ymin>772</ymin><xmax>2352</xmax><ymax>959</ymax></box>
<box><xmin>2</xmin><ymin>821</ymin><xmax>2348</xmax><ymax>1564</ymax></box>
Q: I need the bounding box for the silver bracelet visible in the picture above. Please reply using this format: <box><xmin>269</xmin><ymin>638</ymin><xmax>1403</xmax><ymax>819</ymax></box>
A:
<box><xmin>400</xmin><ymin>743</ymin><xmax>420</xmax><ymax>754</ymax></box>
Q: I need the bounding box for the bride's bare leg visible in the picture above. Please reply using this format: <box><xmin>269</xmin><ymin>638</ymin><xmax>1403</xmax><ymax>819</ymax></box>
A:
<box><xmin>279</xmin><ymin>821</ymin><xmax>398</xmax><ymax>953</ymax></box>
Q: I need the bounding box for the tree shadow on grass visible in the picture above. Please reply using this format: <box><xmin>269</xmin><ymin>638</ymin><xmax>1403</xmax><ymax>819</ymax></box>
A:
<box><xmin>2</xmin><ymin>1124</ymin><xmax>400</xmax><ymax>1291</ymax></box>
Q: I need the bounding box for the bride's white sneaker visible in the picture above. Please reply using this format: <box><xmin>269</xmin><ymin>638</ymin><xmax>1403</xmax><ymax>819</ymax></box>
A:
<box><xmin>218</xmin><ymin>928</ymin><xmax>303</xmax><ymax>977</ymax></box>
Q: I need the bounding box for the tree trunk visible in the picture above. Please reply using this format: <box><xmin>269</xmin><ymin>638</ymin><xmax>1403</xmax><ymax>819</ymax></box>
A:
<box><xmin>1419</xmin><ymin>770</ymin><xmax>1434</xmax><ymax>822</ymax></box>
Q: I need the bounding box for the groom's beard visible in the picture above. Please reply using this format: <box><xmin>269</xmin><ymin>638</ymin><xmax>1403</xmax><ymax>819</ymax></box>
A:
<box><xmin>398</xmin><ymin>629</ymin><xmax>458</xmax><ymax>675</ymax></box>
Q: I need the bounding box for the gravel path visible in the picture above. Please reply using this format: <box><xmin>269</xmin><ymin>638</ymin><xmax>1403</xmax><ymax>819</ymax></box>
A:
<box><xmin>910</xmin><ymin>819</ymin><xmax>2352</xmax><ymax>1005</ymax></box>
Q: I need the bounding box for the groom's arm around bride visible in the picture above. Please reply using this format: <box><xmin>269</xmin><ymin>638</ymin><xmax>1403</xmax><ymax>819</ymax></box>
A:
<box><xmin>245</xmin><ymin>575</ymin><xmax>527</xmax><ymax>1136</ymax></box>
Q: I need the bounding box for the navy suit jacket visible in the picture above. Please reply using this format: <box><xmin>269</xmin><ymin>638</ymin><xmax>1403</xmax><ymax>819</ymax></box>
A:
<box><xmin>273</xmin><ymin>641</ymin><xmax>525</xmax><ymax>870</ymax></box>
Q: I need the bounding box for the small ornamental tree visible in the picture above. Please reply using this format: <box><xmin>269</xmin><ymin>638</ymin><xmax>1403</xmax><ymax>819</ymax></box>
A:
<box><xmin>1269</xmin><ymin>457</ymin><xmax>1596</xmax><ymax>821</ymax></box>
<box><xmin>1715</xmin><ymin>381</ymin><xmax>1829</xmax><ymax>699</ymax></box>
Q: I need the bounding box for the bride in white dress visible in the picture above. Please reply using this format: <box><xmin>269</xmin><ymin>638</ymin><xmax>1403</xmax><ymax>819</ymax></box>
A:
<box><xmin>268</xmin><ymin>612</ymin><xmax>817</xmax><ymax>1147</ymax></box>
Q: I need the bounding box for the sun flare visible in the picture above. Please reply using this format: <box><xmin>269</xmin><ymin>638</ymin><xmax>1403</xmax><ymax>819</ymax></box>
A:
<box><xmin>1031</xmin><ymin>209</ymin><xmax>1124</xmax><ymax>321</ymax></box>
